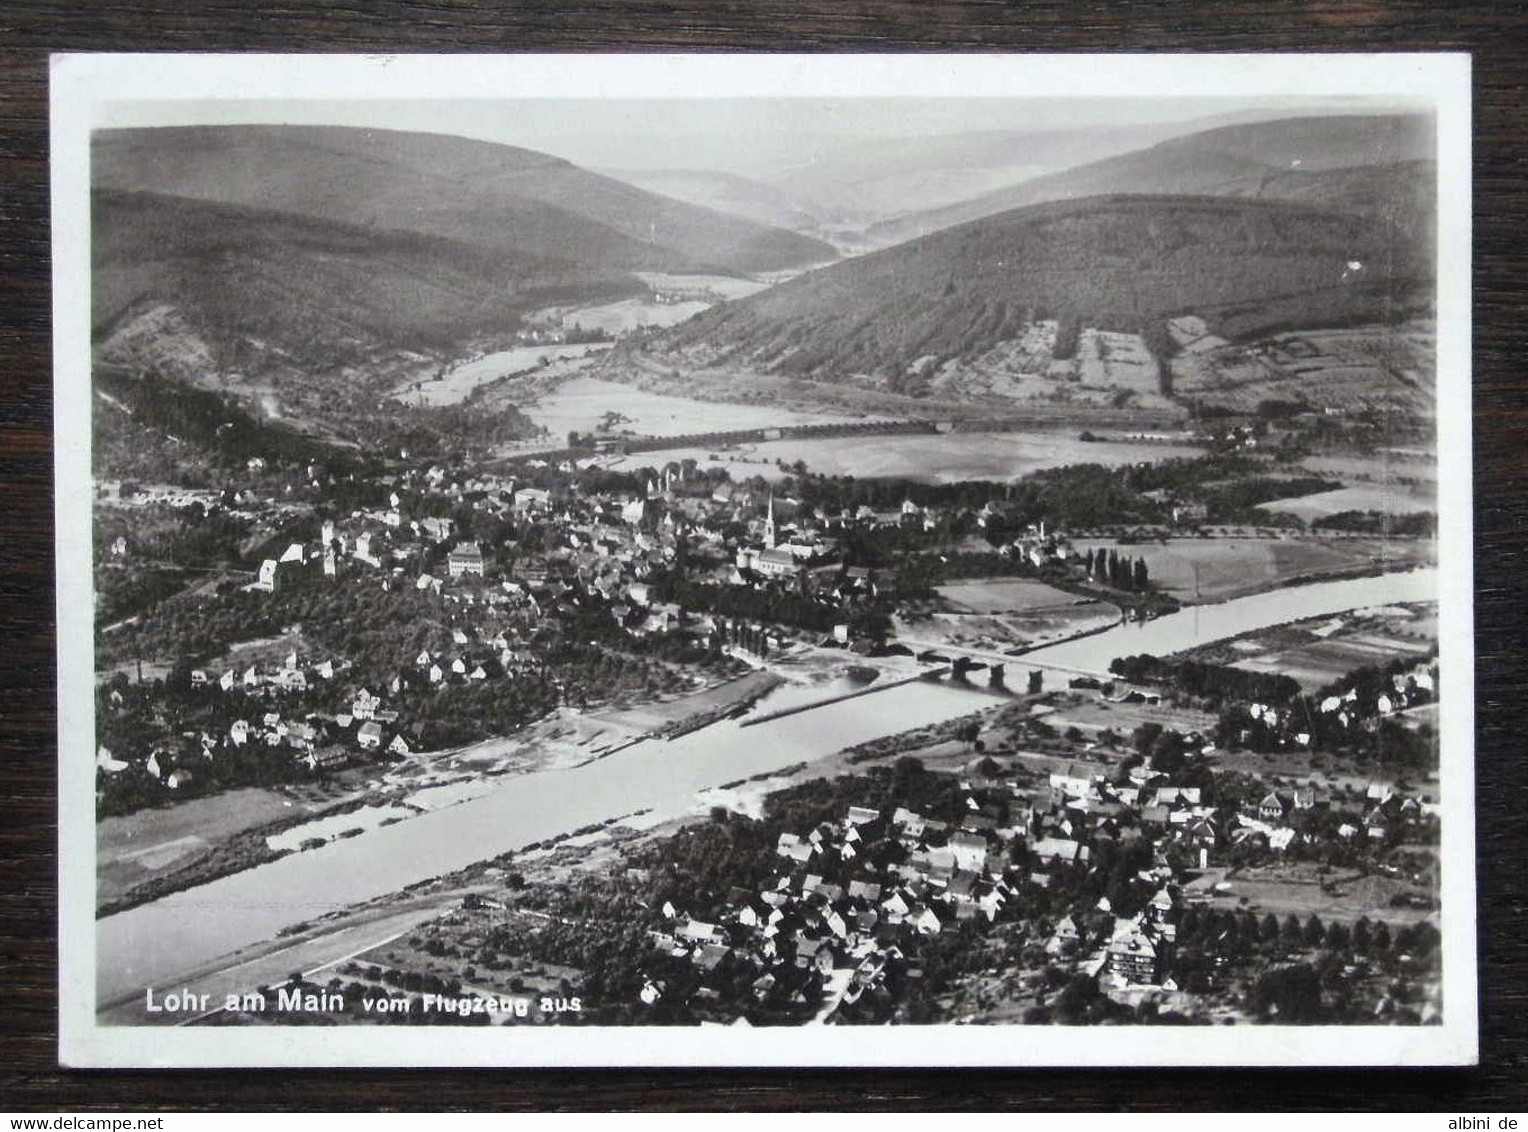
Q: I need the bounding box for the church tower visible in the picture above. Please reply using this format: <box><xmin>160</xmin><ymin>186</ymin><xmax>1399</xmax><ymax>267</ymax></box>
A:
<box><xmin>764</xmin><ymin>490</ymin><xmax>777</xmax><ymax>550</ymax></box>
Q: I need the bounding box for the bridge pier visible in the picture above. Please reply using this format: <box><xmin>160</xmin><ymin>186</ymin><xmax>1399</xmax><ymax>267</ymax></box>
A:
<box><xmin>988</xmin><ymin>663</ymin><xmax>1005</xmax><ymax>687</ymax></box>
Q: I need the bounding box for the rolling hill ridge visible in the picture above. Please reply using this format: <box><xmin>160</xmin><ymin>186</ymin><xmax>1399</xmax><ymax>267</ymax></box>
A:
<box><xmin>866</xmin><ymin>114</ymin><xmax>1436</xmax><ymax>248</ymax></box>
<box><xmin>597</xmin><ymin>167</ymin><xmax>828</xmax><ymax>240</ymax></box>
<box><xmin>649</xmin><ymin>194</ymin><xmax>1431</xmax><ymax>388</ymax></box>
<box><xmin>92</xmin><ymin>188</ymin><xmax>631</xmax><ymax>378</ymax></box>
<box><xmin>94</xmin><ymin>125</ymin><xmax>838</xmax><ymax>278</ymax></box>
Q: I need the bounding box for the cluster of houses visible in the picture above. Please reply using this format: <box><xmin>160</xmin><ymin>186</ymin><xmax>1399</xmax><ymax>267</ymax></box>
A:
<box><xmin>639</xmin><ymin>799</ymin><xmax>1022</xmax><ymax>1018</ymax></box>
<box><xmin>97</xmin><ymin>614</ymin><xmax>557</xmax><ymax>793</ymax></box>
<box><xmin>235</xmin><ymin>467</ymin><xmax>894</xmax><ymax>653</ymax></box>
<box><xmin>637</xmin><ymin>766</ymin><xmax>1215</xmax><ymax>1020</ymax></box>
<box><xmin>635</xmin><ymin>718</ymin><xmax>1443</xmax><ymax>1020</ymax></box>
<box><xmin>1314</xmin><ymin>658</ymin><xmax>1438</xmax><ymax>724</ymax></box>
<box><xmin>217</xmin><ymin>450</ymin><xmax>1100</xmax><ymax>667</ymax></box>
<box><xmin>1245</xmin><ymin>778</ymin><xmax>1439</xmax><ymax>848</ymax></box>
<box><xmin>1226</xmin><ymin>656</ymin><xmax>1440</xmax><ymax>754</ymax></box>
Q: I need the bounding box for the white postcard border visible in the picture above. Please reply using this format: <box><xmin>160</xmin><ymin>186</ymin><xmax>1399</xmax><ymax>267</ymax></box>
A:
<box><xmin>52</xmin><ymin>51</ymin><xmax>1476</xmax><ymax>1068</ymax></box>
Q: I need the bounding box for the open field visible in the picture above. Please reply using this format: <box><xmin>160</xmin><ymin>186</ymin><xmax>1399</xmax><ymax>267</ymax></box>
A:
<box><xmin>542</xmin><ymin>297</ymin><xmax>709</xmax><ymax>335</ymax></box>
<box><xmin>1170</xmin><ymin>322</ymin><xmax>1435</xmax><ymax>416</ymax></box>
<box><xmin>1075</xmin><ymin>329</ymin><xmax>1163</xmax><ymax>400</ymax></box>
<box><xmin>926</xmin><ymin>324</ymin><xmax>1175</xmax><ymax>414</ymax></box>
<box><xmin>632</xmin><ymin>272</ymin><xmax>777</xmax><ymax>300</ymax></box>
<box><xmin>1300</xmin><ymin>452</ymin><xmax>1437</xmax><ymax>487</ymax></box>
<box><xmin>608</xmin><ymin>430</ymin><xmax>1202</xmax><ymax>484</ymax></box>
<box><xmin>398</xmin><ymin>343</ymin><xmax>612</xmax><ymax>407</ymax></box>
<box><xmin>898</xmin><ymin>580</ymin><xmax>1120</xmax><ymax>653</ymax></box>
<box><xmin>898</xmin><ymin>607</ymin><xmax>1119</xmax><ymax>653</ymax></box>
<box><xmin>1186</xmin><ymin>863</ymin><xmax>1436</xmax><ymax>927</ymax></box>
<box><xmin>1210</xmin><ymin>746</ymin><xmax>1439</xmax><ymax>803</ymax></box>
<box><xmin>1229</xmin><ymin>634</ymin><xmax>1431</xmax><ymax>690</ymax></box>
<box><xmin>506</xmin><ymin>377</ymin><xmax>855</xmax><ymax>446</ymax></box>
<box><xmin>1189</xmin><ymin>601</ymin><xmax>1438</xmax><ymax>692</ymax></box>
<box><xmin>530</xmin><ymin>267</ymin><xmax>786</xmax><ymax>338</ymax></box>
<box><xmin>939</xmin><ymin>578</ymin><xmax>1096</xmax><ymax>615</ymax></box>
<box><xmin>1075</xmin><ymin>536</ymin><xmax>1436</xmax><ymax>604</ymax></box>
<box><xmin>98</xmin><ymin>787</ymin><xmax>297</xmax><ymax>904</ymax></box>
<box><xmin>1260</xmin><ymin>484</ymin><xmax>1436</xmax><ymax>521</ymax></box>
<box><xmin>1043</xmin><ymin>694</ymin><xmax>1219</xmax><ymax>739</ymax></box>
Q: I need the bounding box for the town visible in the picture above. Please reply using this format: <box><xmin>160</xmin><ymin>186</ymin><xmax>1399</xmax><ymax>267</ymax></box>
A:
<box><xmin>92</xmin><ymin>389</ymin><xmax>1443</xmax><ymax>1028</ymax></box>
<box><xmin>86</xmin><ymin>109</ymin><xmax>1446</xmax><ymax>1034</ymax></box>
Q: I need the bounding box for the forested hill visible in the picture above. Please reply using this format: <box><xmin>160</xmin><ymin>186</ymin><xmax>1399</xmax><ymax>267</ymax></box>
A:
<box><xmin>92</xmin><ymin>188</ymin><xmax>630</xmax><ymax>374</ymax></box>
<box><xmin>94</xmin><ymin>125</ymin><xmax>837</xmax><ymax>277</ymax></box>
<box><xmin>650</xmin><ymin>195</ymin><xmax>1430</xmax><ymax>384</ymax></box>
<box><xmin>866</xmin><ymin>114</ymin><xmax>1435</xmax><ymax>248</ymax></box>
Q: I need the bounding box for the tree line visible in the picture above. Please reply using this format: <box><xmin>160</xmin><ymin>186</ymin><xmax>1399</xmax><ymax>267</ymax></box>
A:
<box><xmin>1082</xmin><ymin>547</ymin><xmax>1150</xmax><ymax>592</ymax></box>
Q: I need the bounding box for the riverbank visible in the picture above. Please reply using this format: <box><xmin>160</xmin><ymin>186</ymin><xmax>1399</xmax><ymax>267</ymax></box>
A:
<box><xmin>96</xmin><ymin>568</ymin><xmax>1440</xmax><ymax>1013</ymax></box>
<box><xmin>741</xmin><ymin>667</ymin><xmax>946</xmax><ymax>727</ymax></box>
<box><xmin>589</xmin><ymin>669</ymin><xmax>784</xmax><ymax>737</ymax></box>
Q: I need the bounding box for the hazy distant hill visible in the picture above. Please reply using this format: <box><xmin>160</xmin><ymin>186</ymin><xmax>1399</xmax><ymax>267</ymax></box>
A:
<box><xmin>598</xmin><ymin>167</ymin><xmax>827</xmax><ymax>238</ymax></box>
<box><xmin>94</xmin><ymin>125</ymin><xmax>837</xmax><ymax>277</ymax></box>
<box><xmin>749</xmin><ymin>116</ymin><xmax>1274</xmax><ymax>229</ymax></box>
<box><xmin>653</xmin><ymin>194</ymin><xmax>1429</xmax><ymax>387</ymax></box>
<box><xmin>867</xmin><ymin>115</ymin><xmax>1436</xmax><ymax>247</ymax></box>
<box><xmin>92</xmin><ymin>188</ymin><xmax>631</xmax><ymax>375</ymax></box>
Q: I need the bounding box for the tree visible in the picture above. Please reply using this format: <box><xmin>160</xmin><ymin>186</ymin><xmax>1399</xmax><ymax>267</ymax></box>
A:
<box><xmin>1133</xmin><ymin>722</ymin><xmax>1165</xmax><ymax>757</ymax></box>
<box><xmin>1371</xmin><ymin>921</ymin><xmax>1392</xmax><ymax>954</ymax></box>
<box><xmin>1149</xmin><ymin>731</ymin><xmax>1186</xmax><ymax>776</ymax></box>
<box><xmin>1260</xmin><ymin>913</ymin><xmax>1281</xmax><ymax>945</ymax></box>
<box><xmin>1324</xmin><ymin>920</ymin><xmax>1351</xmax><ymax>951</ymax></box>
<box><xmin>1281</xmin><ymin>914</ymin><xmax>1304</xmax><ymax>949</ymax></box>
<box><xmin>1352</xmin><ymin>917</ymin><xmax>1372</xmax><ymax>953</ymax></box>
<box><xmin>1303</xmin><ymin>914</ymin><xmax>1325</xmax><ymax>948</ymax></box>
<box><xmin>1250</xmin><ymin>963</ymin><xmax>1324</xmax><ymax>1022</ymax></box>
<box><xmin>1132</xmin><ymin>557</ymin><xmax>1149</xmax><ymax>591</ymax></box>
<box><xmin>1055</xmin><ymin>973</ymin><xmax>1102</xmax><ymax>1023</ymax></box>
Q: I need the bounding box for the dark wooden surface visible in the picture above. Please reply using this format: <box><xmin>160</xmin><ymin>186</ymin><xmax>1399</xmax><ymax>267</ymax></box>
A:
<box><xmin>2</xmin><ymin>0</ymin><xmax>1525</xmax><ymax>1111</ymax></box>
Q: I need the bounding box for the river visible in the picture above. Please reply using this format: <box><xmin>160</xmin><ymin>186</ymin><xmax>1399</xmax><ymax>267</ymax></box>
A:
<box><xmin>1025</xmin><ymin>567</ymin><xmax>1437</xmax><ymax>672</ymax></box>
<box><xmin>95</xmin><ymin>567</ymin><xmax>1436</xmax><ymax>1010</ymax></box>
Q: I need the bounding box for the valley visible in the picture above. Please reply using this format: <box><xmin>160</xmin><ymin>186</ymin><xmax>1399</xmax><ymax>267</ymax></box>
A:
<box><xmin>86</xmin><ymin>108</ymin><xmax>1447</xmax><ymax>1035</ymax></box>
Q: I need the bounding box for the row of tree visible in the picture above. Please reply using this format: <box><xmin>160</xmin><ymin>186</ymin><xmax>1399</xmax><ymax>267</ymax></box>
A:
<box><xmin>1082</xmin><ymin>547</ymin><xmax>1150</xmax><ymax>591</ymax></box>
<box><xmin>1110</xmin><ymin>654</ymin><xmax>1303</xmax><ymax>706</ymax></box>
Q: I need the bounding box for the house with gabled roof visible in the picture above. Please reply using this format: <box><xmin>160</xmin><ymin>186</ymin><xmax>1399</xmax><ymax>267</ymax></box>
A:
<box><xmin>1106</xmin><ymin>922</ymin><xmax>1165</xmax><ymax>985</ymax></box>
<box><xmin>949</xmin><ymin>830</ymin><xmax>989</xmax><ymax>872</ymax></box>
<box><xmin>1032</xmin><ymin>837</ymin><xmax>1086</xmax><ymax>864</ymax></box>
<box><xmin>911</xmin><ymin>906</ymin><xmax>942</xmax><ymax>936</ymax></box>
<box><xmin>1257</xmin><ymin>792</ymin><xmax>1291</xmax><ymax>822</ymax></box>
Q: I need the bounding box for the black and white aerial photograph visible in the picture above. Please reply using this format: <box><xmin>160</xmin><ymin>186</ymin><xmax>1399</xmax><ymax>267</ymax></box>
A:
<box><xmin>52</xmin><ymin>53</ymin><xmax>1475</xmax><ymax>1067</ymax></box>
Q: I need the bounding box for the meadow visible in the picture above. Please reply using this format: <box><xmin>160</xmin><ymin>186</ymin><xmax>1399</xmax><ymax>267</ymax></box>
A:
<box><xmin>1075</xmin><ymin>536</ymin><xmax>1436</xmax><ymax>604</ymax></box>
<box><xmin>1258</xmin><ymin>484</ymin><xmax>1437</xmax><ymax>521</ymax></box>
<box><xmin>516</xmin><ymin>377</ymin><xmax>854</xmax><ymax>445</ymax></box>
<box><xmin>97</xmin><ymin>786</ymin><xmax>296</xmax><ymax>905</ymax></box>
<box><xmin>605</xmin><ymin>430</ymin><xmax>1201</xmax><ymax>483</ymax></box>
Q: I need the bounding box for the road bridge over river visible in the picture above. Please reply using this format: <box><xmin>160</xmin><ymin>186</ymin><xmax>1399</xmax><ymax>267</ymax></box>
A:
<box><xmin>891</xmin><ymin>637</ymin><xmax>1116</xmax><ymax>684</ymax></box>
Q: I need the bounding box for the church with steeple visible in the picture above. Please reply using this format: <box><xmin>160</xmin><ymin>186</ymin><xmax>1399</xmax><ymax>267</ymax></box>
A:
<box><xmin>736</xmin><ymin>489</ymin><xmax>804</xmax><ymax>580</ymax></box>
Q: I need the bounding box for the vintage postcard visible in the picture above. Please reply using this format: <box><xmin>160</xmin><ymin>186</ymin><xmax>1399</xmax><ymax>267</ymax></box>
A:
<box><xmin>53</xmin><ymin>53</ymin><xmax>1475</xmax><ymax>1066</ymax></box>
